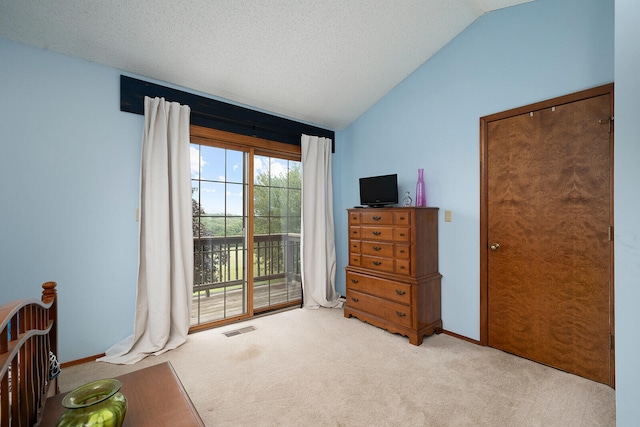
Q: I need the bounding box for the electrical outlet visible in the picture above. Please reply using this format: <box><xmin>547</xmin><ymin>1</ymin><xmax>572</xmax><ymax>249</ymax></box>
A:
<box><xmin>444</xmin><ymin>210</ymin><xmax>453</xmax><ymax>222</ymax></box>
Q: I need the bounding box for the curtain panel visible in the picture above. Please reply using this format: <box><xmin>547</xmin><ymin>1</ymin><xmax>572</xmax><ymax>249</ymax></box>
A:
<box><xmin>99</xmin><ymin>97</ymin><xmax>193</xmax><ymax>364</ymax></box>
<box><xmin>301</xmin><ymin>134</ymin><xmax>342</xmax><ymax>308</ymax></box>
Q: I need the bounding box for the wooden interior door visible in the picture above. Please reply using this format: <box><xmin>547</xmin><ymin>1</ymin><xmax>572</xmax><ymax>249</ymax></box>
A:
<box><xmin>480</xmin><ymin>85</ymin><xmax>614</xmax><ymax>386</ymax></box>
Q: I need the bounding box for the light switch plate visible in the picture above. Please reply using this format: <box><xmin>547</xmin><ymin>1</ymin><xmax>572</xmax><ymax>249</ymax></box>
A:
<box><xmin>444</xmin><ymin>210</ymin><xmax>452</xmax><ymax>222</ymax></box>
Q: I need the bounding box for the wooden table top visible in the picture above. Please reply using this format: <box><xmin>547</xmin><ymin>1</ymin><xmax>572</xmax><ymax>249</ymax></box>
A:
<box><xmin>40</xmin><ymin>361</ymin><xmax>205</xmax><ymax>426</ymax></box>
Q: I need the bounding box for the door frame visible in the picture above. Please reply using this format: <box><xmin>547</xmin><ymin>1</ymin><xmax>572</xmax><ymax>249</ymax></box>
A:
<box><xmin>189</xmin><ymin>126</ymin><xmax>303</xmax><ymax>332</ymax></box>
<box><xmin>479</xmin><ymin>83</ymin><xmax>615</xmax><ymax>383</ymax></box>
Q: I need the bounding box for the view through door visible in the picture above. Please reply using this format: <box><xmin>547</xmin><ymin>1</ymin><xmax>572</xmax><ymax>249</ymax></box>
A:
<box><xmin>252</xmin><ymin>154</ymin><xmax>303</xmax><ymax>313</ymax></box>
<box><xmin>189</xmin><ymin>127</ymin><xmax>303</xmax><ymax>330</ymax></box>
<box><xmin>191</xmin><ymin>144</ymin><xmax>249</xmax><ymax>325</ymax></box>
<box><xmin>480</xmin><ymin>85</ymin><xmax>614</xmax><ymax>386</ymax></box>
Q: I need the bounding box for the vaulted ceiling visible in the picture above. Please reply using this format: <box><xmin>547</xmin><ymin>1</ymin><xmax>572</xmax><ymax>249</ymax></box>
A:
<box><xmin>0</xmin><ymin>0</ymin><xmax>533</xmax><ymax>130</ymax></box>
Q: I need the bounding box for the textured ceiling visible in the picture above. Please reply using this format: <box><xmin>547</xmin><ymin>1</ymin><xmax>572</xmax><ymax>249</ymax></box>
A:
<box><xmin>0</xmin><ymin>0</ymin><xmax>533</xmax><ymax>130</ymax></box>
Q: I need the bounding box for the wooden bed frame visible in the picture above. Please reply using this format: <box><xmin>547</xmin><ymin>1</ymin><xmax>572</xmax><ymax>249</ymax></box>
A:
<box><xmin>0</xmin><ymin>282</ymin><xmax>58</xmax><ymax>426</ymax></box>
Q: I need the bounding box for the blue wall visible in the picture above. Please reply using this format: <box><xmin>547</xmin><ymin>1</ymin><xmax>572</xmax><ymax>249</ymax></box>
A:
<box><xmin>0</xmin><ymin>40</ymin><xmax>142</xmax><ymax>362</ymax></box>
<box><xmin>334</xmin><ymin>0</ymin><xmax>614</xmax><ymax>340</ymax></box>
<box><xmin>614</xmin><ymin>0</ymin><xmax>640</xmax><ymax>424</ymax></box>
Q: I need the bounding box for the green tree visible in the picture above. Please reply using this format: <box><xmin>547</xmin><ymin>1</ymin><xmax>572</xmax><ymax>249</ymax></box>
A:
<box><xmin>252</xmin><ymin>163</ymin><xmax>301</xmax><ymax>278</ymax></box>
<box><xmin>253</xmin><ymin>163</ymin><xmax>301</xmax><ymax>235</ymax></box>
<box><xmin>192</xmin><ymin>188</ymin><xmax>228</xmax><ymax>287</ymax></box>
<box><xmin>192</xmin><ymin>188</ymin><xmax>206</xmax><ymax>237</ymax></box>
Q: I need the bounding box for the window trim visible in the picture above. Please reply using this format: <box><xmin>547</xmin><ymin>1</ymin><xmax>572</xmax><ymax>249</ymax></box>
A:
<box><xmin>191</xmin><ymin>125</ymin><xmax>301</xmax><ymax>159</ymax></box>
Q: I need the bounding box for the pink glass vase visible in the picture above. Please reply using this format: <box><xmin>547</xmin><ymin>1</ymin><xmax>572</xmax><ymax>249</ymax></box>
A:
<box><xmin>415</xmin><ymin>168</ymin><xmax>426</xmax><ymax>207</ymax></box>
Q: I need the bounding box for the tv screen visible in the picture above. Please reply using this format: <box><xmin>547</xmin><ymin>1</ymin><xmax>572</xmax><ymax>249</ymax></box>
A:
<box><xmin>359</xmin><ymin>174</ymin><xmax>398</xmax><ymax>207</ymax></box>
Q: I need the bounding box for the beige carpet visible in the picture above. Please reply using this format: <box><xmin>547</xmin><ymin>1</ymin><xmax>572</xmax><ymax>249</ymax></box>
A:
<box><xmin>59</xmin><ymin>307</ymin><xmax>615</xmax><ymax>426</ymax></box>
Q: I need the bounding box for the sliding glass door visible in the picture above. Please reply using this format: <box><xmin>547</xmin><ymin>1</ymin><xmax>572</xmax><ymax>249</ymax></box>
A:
<box><xmin>190</xmin><ymin>129</ymin><xmax>302</xmax><ymax>329</ymax></box>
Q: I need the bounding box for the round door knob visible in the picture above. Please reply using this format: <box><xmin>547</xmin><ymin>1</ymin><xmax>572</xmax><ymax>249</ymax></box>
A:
<box><xmin>490</xmin><ymin>243</ymin><xmax>500</xmax><ymax>251</ymax></box>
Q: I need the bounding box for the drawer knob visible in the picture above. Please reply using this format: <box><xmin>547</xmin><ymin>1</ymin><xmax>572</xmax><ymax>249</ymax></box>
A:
<box><xmin>399</xmin><ymin>266</ymin><xmax>406</xmax><ymax>270</ymax></box>
<box><xmin>373</xmin><ymin>216</ymin><xmax>382</xmax><ymax>221</ymax></box>
<box><xmin>399</xmin><ymin>250</ymin><xmax>405</xmax><ymax>254</ymax></box>
<box><xmin>373</xmin><ymin>261</ymin><xmax>382</xmax><ymax>266</ymax></box>
<box><xmin>351</xmin><ymin>297</ymin><xmax>359</xmax><ymax>303</ymax></box>
<box><xmin>395</xmin><ymin>289</ymin><xmax>406</xmax><ymax>296</ymax></box>
<box><xmin>372</xmin><ymin>231</ymin><xmax>381</xmax><ymax>236</ymax></box>
<box><xmin>395</xmin><ymin>311</ymin><xmax>406</xmax><ymax>317</ymax></box>
<box><xmin>399</xmin><ymin>233</ymin><xmax>405</xmax><ymax>237</ymax></box>
<box><xmin>373</xmin><ymin>246</ymin><xmax>381</xmax><ymax>251</ymax></box>
<box><xmin>399</xmin><ymin>216</ymin><xmax>405</xmax><ymax>220</ymax></box>
<box><xmin>351</xmin><ymin>279</ymin><xmax>359</xmax><ymax>284</ymax></box>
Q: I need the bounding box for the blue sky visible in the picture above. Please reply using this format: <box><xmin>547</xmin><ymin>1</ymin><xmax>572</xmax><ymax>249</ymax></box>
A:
<box><xmin>190</xmin><ymin>144</ymin><xmax>291</xmax><ymax>216</ymax></box>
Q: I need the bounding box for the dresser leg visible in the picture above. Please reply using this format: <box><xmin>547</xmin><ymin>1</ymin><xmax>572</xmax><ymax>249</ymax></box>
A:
<box><xmin>408</xmin><ymin>334</ymin><xmax>424</xmax><ymax>346</ymax></box>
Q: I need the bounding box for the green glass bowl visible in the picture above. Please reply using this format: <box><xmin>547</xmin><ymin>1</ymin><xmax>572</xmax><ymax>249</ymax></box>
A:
<box><xmin>56</xmin><ymin>378</ymin><xmax>127</xmax><ymax>427</ymax></box>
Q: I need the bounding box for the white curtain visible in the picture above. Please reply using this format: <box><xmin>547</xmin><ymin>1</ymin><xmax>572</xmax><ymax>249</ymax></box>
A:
<box><xmin>301</xmin><ymin>134</ymin><xmax>342</xmax><ymax>308</ymax></box>
<box><xmin>99</xmin><ymin>97</ymin><xmax>193</xmax><ymax>364</ymax></box>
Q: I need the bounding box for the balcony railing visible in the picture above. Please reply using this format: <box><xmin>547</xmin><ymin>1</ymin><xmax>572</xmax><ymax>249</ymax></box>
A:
<box><xmin>192</xmin><ymin>233</ymin><xmax>302</xmax><ymax>324</ymax></box>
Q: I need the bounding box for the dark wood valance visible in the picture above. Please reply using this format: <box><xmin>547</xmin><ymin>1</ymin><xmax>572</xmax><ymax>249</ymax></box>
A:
<box><xmin>120</xmin><ymin>75</ymin><xmax>335</xmax><ymax>149</ymax></box>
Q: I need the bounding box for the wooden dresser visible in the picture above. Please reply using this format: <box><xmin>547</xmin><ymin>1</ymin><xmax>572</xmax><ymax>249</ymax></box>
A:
<box><xmin>344</xmin><ymin>207</ymin><xmax>442</xmax><ymax>345</ymax></box>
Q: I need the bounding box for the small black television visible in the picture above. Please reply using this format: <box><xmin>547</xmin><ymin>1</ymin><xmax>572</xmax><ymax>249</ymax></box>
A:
<box><xmin>359</xmin><ymin>174</ymin><xmax>398</xmax><ymax>207</ymax></box>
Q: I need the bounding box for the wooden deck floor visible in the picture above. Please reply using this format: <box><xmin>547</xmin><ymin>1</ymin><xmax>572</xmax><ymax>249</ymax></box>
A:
<box><xmin>190</xmin><ymin>281</ymin><xmax>301</xmax><ymax>325</ymax></box>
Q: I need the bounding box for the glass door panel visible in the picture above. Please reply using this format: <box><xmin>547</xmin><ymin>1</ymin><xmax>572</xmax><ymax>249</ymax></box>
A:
<box><xmin>253</xmin><ymin>155</ymin><xmax>302</xmax><ymax>311</ymax></box>
<box><xmin>191</xmin><ymin>144</ymin><xmax>248</xmax><ymax>325</ymax></box>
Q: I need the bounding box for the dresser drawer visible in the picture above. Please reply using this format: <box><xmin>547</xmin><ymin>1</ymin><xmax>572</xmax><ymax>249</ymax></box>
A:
<box><xmin>360</xmin><ymin>226</ymin><xmax>394</xmax><ymax>241</ymax></box>
<box><xmin>349</xmin><ymin>212</ymin><xmax>361</xmax><ymax>224</ymax></box>
<box><xmin>393</xmin><ymin>227</ymin><xmax>411</xmax><ymax>242</ymax></box>
<box><xmin>394</xmin><ymin>211</ymin><xmax>411</xmax><ymax>225</ymax></box>
<box><xmin>349</xmin><ymin>240</ymin><xmax>361</xmax><ymax>254</ymax></box>
<box><xmin>361</xmin><ymin>255</ymin><xmax>395</xmax><ymax>274</ymax></box>
<box><xmin>350</xmin><ymin>254</ymin><xmax>361</xmax><ymax>267</ymax></box>
<box><xmin>395</xmin><ymin>244</ymin><xmax>410</xmax><ymax>259</ymax></box>
<box><xmin>396</xmin><ymin>259</ymin><xmax>411</xmax><ymax>275</ymax></box>
<box><xmin>361</xmin><ymin>241</ymin><xmax>393</xmax><ymax>257</ymax></box>
<box><xmin>346</xmin><ymin>270</ymin><xmax>412</xmax><ymax>305</ymax></box>
<box><xmin>346</xmin><ymin>289</ymin><xmax>412</xmax><ymax>328</ymax></box>
<box><xmin>349</xmin><ymin>226</ymin><xmax>361</xmax><ymax>239</ymax></box>
<box><xmin>361</xmin><ymin>211</ymin><xmax>394</xmax><ymax>225</ymax></box>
